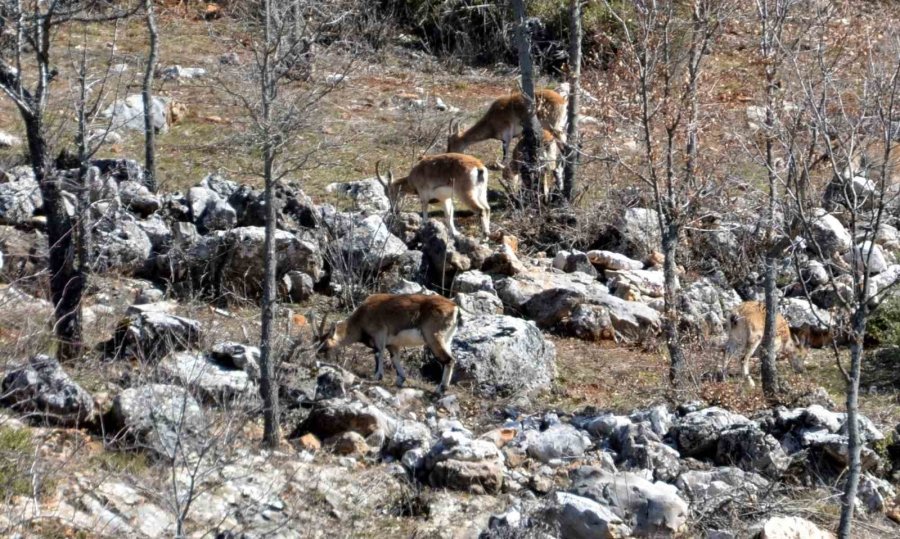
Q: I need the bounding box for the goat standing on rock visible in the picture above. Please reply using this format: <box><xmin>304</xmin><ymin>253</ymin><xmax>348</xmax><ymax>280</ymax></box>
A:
<box><xmin>376</xmin><ymin>154</ymin><xmax>491</xmax><ymax>237</ymax></box>
<box><xmin>317</xmin><ymin>294</ymin><xmax>462</xmax><ymax>395</ymax></box>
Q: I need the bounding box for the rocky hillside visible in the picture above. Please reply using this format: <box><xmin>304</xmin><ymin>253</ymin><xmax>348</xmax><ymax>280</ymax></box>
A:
<box><xmin>3</xmin><ymin>1</ymin><xmax>900</xmax><ymax>538</ymax></box>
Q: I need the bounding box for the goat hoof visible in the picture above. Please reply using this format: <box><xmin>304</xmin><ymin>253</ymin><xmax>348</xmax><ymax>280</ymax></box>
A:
<box><xmin>395</xmin><ymin>376</ymin><xmax>406</xmax><ymax>388</ymax></box>
<box><xmin>374</xmin><ymin>372</ymin><xmax>384</xmax><ymax>382</ymax></box>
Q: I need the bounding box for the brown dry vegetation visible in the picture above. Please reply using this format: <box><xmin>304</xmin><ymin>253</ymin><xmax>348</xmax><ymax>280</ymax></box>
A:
<box><xmin>3</xmin><ymin>2</ymin><xmax>900</xmax><ymax>536</ymax></box>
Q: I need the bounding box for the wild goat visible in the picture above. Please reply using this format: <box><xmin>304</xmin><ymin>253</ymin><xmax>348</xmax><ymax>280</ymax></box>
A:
<box><xmin>376</xmin><ymin>153</ymin><xmax>490</xmax><ymax>237</ymax></box>
<box><xmin>721</xmin><ymin>301</ymin><xmax>806</xmax><ymax>387</ymax></box>
<box><xmin>447</xmin><ymin>89</ymin><xmax>566</xmax><ymax>164</ymax></box>
<box><xmin>317</xmin><ymin>294</ymin><xmax>462</xmax><ymax>394</ymax></box>
<box><xmin>502</xmin><ymin>128</ymin><xmax>562</xmax><ymax>199</ymax></box>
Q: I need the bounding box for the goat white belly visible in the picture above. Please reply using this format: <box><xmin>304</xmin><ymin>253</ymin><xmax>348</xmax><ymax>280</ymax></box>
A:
<box><xmin>388</xmin><ymin>329</ymin><xmax>426</xmax><ymax>348</ymax></box>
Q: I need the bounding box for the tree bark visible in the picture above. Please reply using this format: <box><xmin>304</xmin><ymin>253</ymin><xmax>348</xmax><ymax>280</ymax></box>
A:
<box><xmin>562</xmin><ymin>0</ymin><xmax>582</xmax><ymax>202</ymax></box>
<box><xmin>838</xmin><ymin>307</ymin><xmax>865</xmax><ymax>538</ymax></box>
<box><xmin>25</xmin><ymin>117</ymin><xmax>83</xmax><ymax>361</ymax></box>
<box><xmin>258</xmin><ymin>0</ymin><xmax>281</xmax><ymax>449</ymax></box>
<box><xmin>662</xmin><ymin>222</ymin><xmax>686</xmax><ymax>386</ymax></box>
<box><xmin>511</xmin><ymin>0</ymin><xmax>542</xmax><ymax>203</ymax></box>
<box><xmin>142</xmin><ymin>0</ymin><xmax>159</xmax><ymax>192</ymax></box>
<box><xmin>758</xmin><ymin>0</ymin><xmax>780</xmax><ymax>399</ymax></box>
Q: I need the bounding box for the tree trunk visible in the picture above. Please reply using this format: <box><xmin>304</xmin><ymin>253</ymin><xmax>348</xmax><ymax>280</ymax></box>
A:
<box><xmin>142</xmin><ymin>0</ymin><xmax>159</xmax><ymax>192</ymax></box>
<box><xmin>259</xmin><ymin>143</ymin><xmax>281</xmax><ymax>448</ymax></box>
<box><xmin>258</xmin><ymin>0</ymin><xmax>281</xmax><ymax>449</ymax></box>
<box><xmin>662</xmin><ymin>222</ymin><xmax>686</xmax><ymax>386</ymax></box>
<box><xmin>562</xmin><ymin>0</ymin><xmax>582</xmax><ymax>202</ymax></box>
<box><xmin>761</xmin><ymin>255</ymin><xmax>780</xmax><ymax>395</ymax></box>
<box><xmin>759</xmin><ymin>0</ymin><xmax>780</xmax><ymax>399</ymax></box>
<box><xmin>26</xmin><ymin>117</ymin><xmax>83</xmax><ymax>360</ymax></box>
<box><xmin>511</xmin><ymin>0</ymin><xmax>542</xmax><ymax>203</ymax></box>
<box><xmin>838</xmin><ymin>308</ymin><xmax>866</xmax><ymax>538</ymax></box>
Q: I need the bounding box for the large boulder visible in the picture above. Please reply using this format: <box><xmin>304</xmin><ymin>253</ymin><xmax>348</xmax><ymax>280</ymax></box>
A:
<box><xmin>159</xmin><ymin>352</ymin><xmax>257</xmax><ymax>404</ymax></box>
<box><xmin>93</xmin><ymin>215</ymin><xmax>153</xmax><ymax>274</ymax></box>
<box><xmin>496</xmin><ymin>267</ymin><xmax>659</xmax><ymax>339</ymax></box>
<box><xmin>542</xmin><ymin>492</ymin><xmax>633</xmax><ymax>539</ymax></box>
<box><xmin>611</xmin><ymin>208</ymin><xmax>661</xmax><ymax>260</ymax></box>
<box><xmin>325</xmin><ymin>178</ymin><xmax>390</xmax><ymax>214</ymax></box>
<box><xmin>809</xmin><ymin>208</ymin><xmax>852</xmax><ymax>256</ymax></box>
<box><xmin>845</xmin><ymin>241</ymin><xmax>889</xmax><ymax>274</ymax></box>
<box><xmin>525</xmin><ymin>423</ymin><xmax>592</xmax><ymax>463</ymax></box>
<box><xmin>105</xmin><ymin>310</ymin><xmax>202</xmax><ymax>362</ymax></box>
<box><xmin>110</xmin><ymin>384</ymin><xmax>206</xmax><ymax>459</ymax></box>
<box><xmin>102</xmin><ymin>94</ymin><xmax>170</xmax><ymax>134</ymax></box>
<box><xmin>0</xmin><ymin>226</ymin><xmax>47</xmax><ymax>286</ymax></box>
<box><xmin>674</xmin><ymin>407</ymin><xmax>752</xmax><ymax>458</ymax></box>
<box><xmin>715</xmin><ymin>425</ymin><xmax>790</xmax><ymax>478</ymax></box>
<box><xmin>331</xmin><ymin>214</ymin><xmax>407</xmax><ymax>273</ymax></box>
<box><xmin>427</xmin><ymin>314</ymin><xmax>556</xmax><ymax>397</ymax></box>
<box><xmin>208</xmin><ymin>342</ymin><xmax>261</xmax><ymax>380</ymax></box>
<box><xmin>118</xmin><ymin>180</ymin><xmax>161</xmax><ymax>217</ymax></box>
<box><xmin>0</xmin><ymin>170</ymin><xmax>41</xmax><ymax>226</ymax></box>
<box><xmin>219</xmin><ymin>227</ymin><xmax>323</xmax><ymax>296</ymax></box>
<box><xmin>297</xmin><ymin>398</ymin><xmax>398</xmax><ymax>440</ymax></box>
<box><xmin>425</xmin><ymin>430</ymin><xmax>505</xmax><ymax>494</ymax></box>
<box><xmin>570</xmin><ymin>467</ymin><xmax>689</xmax><ymax>537</ymax></box>
<box><xmin>587</xmin><ymin>250</ymin><xmax>644</xmax><ymax>271</ymax></box>
<box><xmin>756</xmin><ymin>516</ymin><xmax>834</xmax><ymax>539</ymax></box>
<box><xmin>188</xmin><ymin>186</ymin><xmax>236</xmax><ymax>233</ymax></box>
<box><xmin>679</xmin><ymin>278</ymin><xmax>742</xmax><ymax>336</ymax></box>
<box><xmin>1</xmin><ymin>355</ymin><xmax>94</xmax><ymax>425</ymax></box>
<box><xmin>607</xmin><ymin>269</ymin><xmax>665</xmax><ymax>299</ymax></box>
<box><xmin>675</xmin><ymin>467</ymin><xmax>769</xmax><ymax>510</ymax></box>
<box><xmin>417</xmin><ymin>219</ymin><xmax>471</xmax><ymax>287</ymax></box>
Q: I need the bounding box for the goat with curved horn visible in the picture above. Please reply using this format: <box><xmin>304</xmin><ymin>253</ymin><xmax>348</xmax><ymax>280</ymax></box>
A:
<box><xmin>375</xmin><ymin>153</ymin><xmax>490</xmax><ymax>237</ymax></box>
<box><xmin>447</xmin><ymin>88</ymin><xmax>566</xmax><ymax>164</ymax></box>
<box><xmin>317</xmin><ymin>293</ymin><xmax>463</xmax><ymax>395</ymax></box>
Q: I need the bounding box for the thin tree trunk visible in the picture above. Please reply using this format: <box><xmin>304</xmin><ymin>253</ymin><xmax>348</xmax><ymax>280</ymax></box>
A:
<box><xmin>759</xmin><ymin>0</ymin><xmax>780</xmax><ymax>398</ymax></box>
<box><xmin>562</xmin><ymin>0</ymin><xmax>582</xmax><ymax>202</ymax></box>
<box><xmin>142</xmin><ymin>0</ymin><xmax>159</xmax><ymax>192</ymax></box>
<box><xmin>662</xmin><ymin>223</ymin><xmax>686</xmax><ymax>386</ymax></box>
<box><xmin>511</xmin><ymin>0</ymin><xmax>542</xmax><ymax>202</ymax></box>
<box><xmin>838</xmin><ymin>308</ymin><xmax>865</xmax><ymax>538</ymax></box>
<box><xmin>258</xmin><ymin>0</ymin><xmax>281</xmax><ymax>448</ymax></box>
<box><xmin>26</xmin><ymin>118</ymin><xmax>82</xmax><ymax>360</ymax></box>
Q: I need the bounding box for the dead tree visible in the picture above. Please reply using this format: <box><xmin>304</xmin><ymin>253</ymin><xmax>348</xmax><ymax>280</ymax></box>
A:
<box><xmin>510</xmin><ymin>0</ymin><xmax>543</xmax><ymax>204</ymax></box>
<box><xmin>142</xmin><ymin>0</ymin><xmax>159</xmax><ymax>192</ymax></box>
<box><xmin>0</xmin><ymin>1</ymin><xmax>138</xmax><ymax>360</ymax></box>
<box><xmin>562</xmin><ymin>0</ymin><xmax>583</xmax><ymax>202</ymax></box>
<box><xmin>778</xmin><ymin>6</ymin><xmax>900</xmax><ymax>534</ymax></box>
<box><xmin>225</xmin><ymin>0</ymin><xmax>356</xmax><ymax>447</ymax></box>
<box><xmin>606</xmin><ymin>0</ymin><xmax>726</xmax><ymax>388</ymax></box>
<box><xmin>755</xmin><ymin>0</ymin><xmax>796</xmax><ymax>398</ymax></box>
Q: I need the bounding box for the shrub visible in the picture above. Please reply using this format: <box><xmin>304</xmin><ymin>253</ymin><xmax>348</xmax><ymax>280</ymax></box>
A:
<box><xmin>867</xmin><ymin>294</ymin><xmax>900</xmax><ymax>346</ymax></box>
<box><xmin>0</xmin><ymin>425</ymin><xmax>34</xmax><ymax>498</ymax></box>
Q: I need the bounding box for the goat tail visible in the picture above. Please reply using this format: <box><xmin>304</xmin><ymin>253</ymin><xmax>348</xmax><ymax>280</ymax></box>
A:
<box><xmin>476</xmin><ymin>167</ymin><xmax>487</xmax><ymax>184</ymax></box>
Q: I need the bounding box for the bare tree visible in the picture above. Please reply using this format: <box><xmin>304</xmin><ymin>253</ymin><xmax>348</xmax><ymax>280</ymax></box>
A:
<box><xmin>777</xmin><ymin>7</ymin><xmax>900</xmax><ymax>533</ymax></box>
<box><xmin>510</xmin><ymin>0</ymin><xmax>543</xmax><ymax>204</ymax></box>
<box><xmin>562</xmin><ymin>0</ymin><xmax>582</xmax><ymax>202</ymax></box>
<box><xmin>142</xmin><ymin>0</ymin><xmax>159</xmax><ymax>192</ymax></box>
<box><xmin>606</xmin><ymin>0</ymin><xmax>726</xmax><ymax>388</ymax></box>
<box><xmin>0</xmin><ymin>1</ymin><xmax>138</xmax><ymax>360</ymax></box>
<box><xmin>223</xmin><ymin>0</ymin><xmax>356</xmax><ymax>447</ymax></box>
<box><xmin>755</xmin><ymin>0</ymin><xmax>796</xmax><ymax>398</ymax></box>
